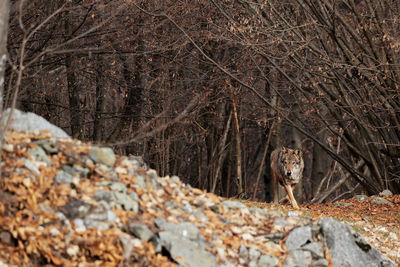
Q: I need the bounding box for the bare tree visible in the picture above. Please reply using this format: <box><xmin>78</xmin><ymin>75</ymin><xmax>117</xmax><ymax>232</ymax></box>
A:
<box><xmin>0</xmin><ymin>0</ymin><xmax>10</xmax><ymax>146</ymax></box>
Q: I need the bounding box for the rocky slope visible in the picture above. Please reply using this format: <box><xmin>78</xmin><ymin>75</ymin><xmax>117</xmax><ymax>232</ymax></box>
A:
<box><xmin>0</xmin><ymin>110</ymin><xmax>396</xmax><ymax>266</ymax></box>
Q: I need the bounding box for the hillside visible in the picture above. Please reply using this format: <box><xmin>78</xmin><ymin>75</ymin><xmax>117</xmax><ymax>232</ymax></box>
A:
<box><xmin>0</xmin><ymin>127</ymin><xmax>396</xmax><ymax>266</ymax></box>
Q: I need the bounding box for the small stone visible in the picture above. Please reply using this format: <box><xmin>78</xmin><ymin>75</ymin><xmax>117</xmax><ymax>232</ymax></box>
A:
<box><xmin>73</xmin><ymin>164</ymin><xmax>90</xmax><ymax>178</ymax></box>
<box><xmin>22</xmin><ymin>178</ymin><xmax>31</xmax><ymax>188</ymax></box>
<box><xmin>146</xmin><ymin>169</ymin><xmax>158</xmax><ymax>179</ymax></box>
<box><xmin>39</xmin><ymin>142</ymin><xmax>58</xmax><ymax>154</ymax></box>
<box><xmin>220</xmin><ymin>200</ymin><xmax>247</xmax><ymax>209</ymax></box>
<box><xmin>192</xmin><ymin>197</ymin><xmax>207</xmax><ymax>207</ymax></box>
<box><xmin>129</xmin><ymin>223</ymin><xmax>154</xmax><ymax>241</ymax></box>
<box><xmin>180</xmin><ymin>204</ymin><xmax>193</xmax><ymax>214</ymax></box>
<box><xmin>239</xmin><ymin>245</ymin><xmax>248</xmax><ymax>257</ymax></box>
<box><xmin>249</xmin><ymin>207</ymin><xmax>270</xmax><ymax>218</ymax></box>
<box><xmin>72</xmin><ymin>176</ymin><xmax>80</xmax><ymax>186</ymax></box>
<box><xmin>353</xmin><ymin>195</ymin><xmax>368</xmax><ymax>201</ymax></box>
<box><xmin>127</xmin><ymin>155</ymin><xmax>148</xmax><ymax>170</ymax></box>
<box><xmin>55</xmin><ymin>170</ymin><xmax>73</xmax><ymax>184</ymax></box>
<box><xmin>49</xmin><ymin>228</ymin><xmax>60</xmax><ymax>236</ymax></box>
<box><xmin>153</xmin><ymin>218</ymin><xmax>200</xmax><ymax>240</ymax></box>
<box><xmin>171</xmin><ymin>175</ymin><xmax>181</xmax><ymax>184</ymax></box>
<box><xmin>242</xmin><ymin>233</ymin><xmax>253</xmax><ymax>240</ymax></box>
<box><xmin>193</xmin><ymin>210</ymin><xmax>208</xmax><ymax>222</ymax></box>
<box><xmin>370</xmin><ymin>196</ymin><xmax>393</xmax><ymax>206</ymax></box>
<box><xmin>115</xmin><ymin>166</ymin><xmax>127</xmax><ymax>174</ymax></box>
<box><xmin>283</xmin><ymin>250</ymin><xmax>312</xmax><ymax>267</ymax></box>
<box><xmin>135</xmin><ymin>175</ymin><xmax>146</xmax><ymax>188</ymax></box>
<box><xmin>248</xmin><ymin>248</ymin><xmax>261</xmax><ymax>261</ymax></box>
<box><xmin>93</xmin><ymin>190</ymin><xmax>114</xmax><ymax>202</ymax></box>
<box><xmin>210</xmin><ymin>205</ymin><xmax>221</xmax><ymax>213</ymax></box>
<box><xmin>83</xmin><ymin>202</ymin><xmax>118</xmax><ymax>230</ymax></box>
<box><xmin>110</xmin><ymin>182</ymin><xmax>127</xmax><ymax>193</ymax></box>
<box><xmin>73</xmin><ymin>218</ymin><xmax>86</xmax><ymax>233</ymax></box>
<box><xmin>58</xmin><ymin>199</ymin><xmax>91</xmax><ymax>219</ymax></box>
<box><xmin>258</xmin><ymin>254</ymin><xmax>279</xmax><ymax>267</ymax></box>
<box><xmin>23</xmin><ymin>159</ymin><xmax>40</xmax><ymax>175</ymax></box>
<box><xmin>66</xmin><ymin>245</ymin><xmax>79</xmax><ymax>257</ymax></box>
<box><xmin>28</xmin><ymin>146</ymin><xmax>51</xmax><ymax>165</ymax></box>
<box><xmin>113</xmin><ymin>192</ymin><xmax>139</xmax><ymax>212</ymax></box>
<box><xmin>264</xmin><ymin>233</ymin><xmax>284</xmax><ymax>243</ymax></box>
<box><xmin>89</xmin><ymin>147</ymin><xmax>116</xmax><ymax>167</ymax></box>
<box><xmin>249</xmin><ymin>260</ymin><xmax>258</xmax><ymax>267</ymax></box>
<box><xmin>2</xmin><ymin>144</ymin><xmax>13</xmax><ymax>152</ymax></box>
<box><xmin>38</xmin><ymin>203</ymin><xmax>55</xmax><ymax>213</ymax></box>
<box><xmin>379</xmin><ymin>190</ymin><xmax>393</xmax><ymax>197</ymax></box>
<box><xmin>288</xmin><ymin>211</ymin><xmax>299</xmax><ymax>217</ymax></box>
<box><xmin>0</xmin><ymin>231</ymin><xmax>12</xmax><ymax>245</ymax></box>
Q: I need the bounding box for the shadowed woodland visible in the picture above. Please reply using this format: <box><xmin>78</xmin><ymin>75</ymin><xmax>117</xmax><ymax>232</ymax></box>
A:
<box><xmin>1</xmin><ymin>0</ymin><xmax>400</xmax><ymax>203</ymax></box>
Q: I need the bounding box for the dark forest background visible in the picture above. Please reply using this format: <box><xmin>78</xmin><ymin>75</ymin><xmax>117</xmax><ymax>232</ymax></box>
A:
<box><xmin>1</xmin><ymin>0</ymin><xmax>400</xmax><ymax>203</ymax></box>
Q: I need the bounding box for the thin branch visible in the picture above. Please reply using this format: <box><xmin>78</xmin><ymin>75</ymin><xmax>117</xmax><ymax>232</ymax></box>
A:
<box><xmin>133</xmin><ymin>5</ymin><xmax>377</xmax><ymax>193</ymax></box>
<box><xmin>110</xmin><ymin>95</ymin><xmax>200</xmax><ymax>146</ymax></box>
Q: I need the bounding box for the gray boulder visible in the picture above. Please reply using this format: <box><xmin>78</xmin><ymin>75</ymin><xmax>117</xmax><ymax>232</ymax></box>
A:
<box><xmin>2</xmin><ymin>108</ymin><xmax>70</xmax><ymax>139</ymax></box>
<box><xmin>157</xmin><ymin>231</ymin><xmax>218</xmax><ymax>267</ymax></box>
<box><xmin>319</xmin><ymin>218</ymin><xmax>395</xmax><ymax>267</ymax></box>
<box><xmin>285</xmin><ymin>226</ymin><xmax>312</xmax><ymax>251</ymax></box>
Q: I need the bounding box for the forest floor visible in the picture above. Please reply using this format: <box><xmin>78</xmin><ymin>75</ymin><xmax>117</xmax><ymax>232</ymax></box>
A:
<box><xmin>242</xmin><ymin>196</ymin><xmax>400</xmax><ymax>264</ymax></box>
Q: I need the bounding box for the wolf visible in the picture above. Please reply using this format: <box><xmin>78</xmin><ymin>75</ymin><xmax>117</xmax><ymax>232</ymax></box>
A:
<box><xmin>270</xmin><ymin>147</ymin><xmax>304</xmax><ymax>209</ymax></box>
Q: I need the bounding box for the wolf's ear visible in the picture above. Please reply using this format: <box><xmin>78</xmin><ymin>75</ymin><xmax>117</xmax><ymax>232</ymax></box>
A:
<box><xmin>282</xmin><ymin>147</ymin><xmax>288</xmax><ymax>152</ymax></box>
<box><xmin>295</xmin><ymin>149</ymin><xmax>302</xmax><ymax>156</ymax></box>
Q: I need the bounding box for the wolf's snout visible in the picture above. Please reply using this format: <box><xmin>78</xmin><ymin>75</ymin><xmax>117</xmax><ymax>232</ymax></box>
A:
<box><xmin>286</xmin><ymin>171</ymin><xmax>291</xmax><ymax>176</ymax></box>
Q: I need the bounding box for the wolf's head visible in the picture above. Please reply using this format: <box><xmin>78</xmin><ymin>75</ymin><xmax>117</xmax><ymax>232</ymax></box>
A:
<box><xmin>279</xmin><ymin>147</ymin><xmax>303</xmax><ymax>178</ymax></box>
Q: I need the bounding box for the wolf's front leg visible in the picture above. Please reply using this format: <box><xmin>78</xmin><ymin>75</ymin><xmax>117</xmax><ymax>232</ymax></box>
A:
<box><xmin>283</xmin><ymin>184</ymin><xmax>299</xmax><ymax>209</ymax></box>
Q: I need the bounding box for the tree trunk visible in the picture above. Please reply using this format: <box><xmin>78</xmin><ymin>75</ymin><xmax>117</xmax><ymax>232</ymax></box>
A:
<box><xmin>231</xmin><ymin>95</ymin><xmax>243</xmax><ymax>195</ymax></box>
<box><xmin>64</xmin><ymin>13</ymin><xmax>82</xmax><ymax>139</ymax></box>
<box><xmin>311</xmin><ymin>132</ymin><xmax>330</xmax><ymax>196</ymax></box>
<box><xmin>0</xmin><ymin>0</ymin><xmax>10</xmax><ymax>151</ymax></box>
<box><xmin>0</xmin><ymin>0</ymin><xmax>9</xmax><ymax>115</ymax></box>
<box><xmin>93</xmin><ymin>56</ymin><xmax>106</xmax><ymax>142</ymax></box>
<box><xmin>107</xmin><ymin>42</ymin><xmax>144</xmax><ymax>149</ymax></box>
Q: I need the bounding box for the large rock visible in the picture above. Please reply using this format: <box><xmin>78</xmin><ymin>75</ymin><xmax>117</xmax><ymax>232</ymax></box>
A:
<box><xmin>157</xmin><ymin>231</ymin><xmax>218</xmax><ymax>267</ymax></box>
<box><xmin>2</xmin><ymin>108</ymin><xmax>70</xmax><ymax>139</ymax></box>
<box><xmin>285</xmin><ymin>226</ymin><xmax>312</xmax><ymax>250</ymax></box>
<box><xmin>319</xmin><ymin>218</ymin><xmax>395</xmax><ymax>267</ymax></box>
